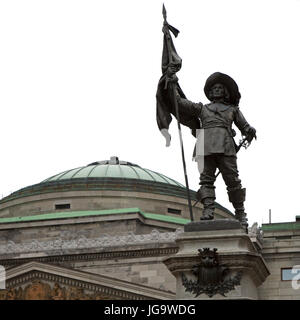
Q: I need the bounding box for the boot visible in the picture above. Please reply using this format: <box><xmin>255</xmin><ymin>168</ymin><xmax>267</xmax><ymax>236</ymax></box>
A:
<box><xmin>228</xmin><ymin>188</ymin><xmax>248</xmax><ymax>231</ymax></box>
<box><xmin>201</xmin><ymin>198</ymin><xmax>215</xmax><ymax>220</ymax></box>
<box><xmin>235</xmin><ymin>210</ymin><xmax>248</xmax><ymax>231</ymax></box>
<box><xmin>197</xmin><ymin>186</ymin><xmax>215</xmax><ymax>220</ymax></box>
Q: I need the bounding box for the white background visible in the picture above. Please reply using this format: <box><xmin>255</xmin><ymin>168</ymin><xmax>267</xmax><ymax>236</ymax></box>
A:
<box><xmin>1</xmin><ymin>0</ymin><xmax>300</xmax><ymax>226</ymax></box>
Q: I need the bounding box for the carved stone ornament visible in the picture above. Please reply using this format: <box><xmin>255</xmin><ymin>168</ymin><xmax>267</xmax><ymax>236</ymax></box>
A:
<box><xmin>182</xmin><ymin>248</ymin><xmax>242</xmax><ymax>298</ymax></box>
<box><xmin>0</xmin><ymin>228</ymin><xmax>183</xmax><ymax>256</ymax></box>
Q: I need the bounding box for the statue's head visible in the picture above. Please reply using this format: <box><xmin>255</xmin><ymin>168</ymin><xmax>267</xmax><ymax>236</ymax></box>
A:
<box><xmin>208</xmin><ymin>83</ymin><xmax>230</xmax><ymax>103</ymax></box>
<box><xmin>204</xmin><ymin>72</ymin><xmax>241</xmax><ymax>106</ymax></box>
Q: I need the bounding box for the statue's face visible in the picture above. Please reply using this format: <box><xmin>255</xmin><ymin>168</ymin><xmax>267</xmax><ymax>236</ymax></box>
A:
<box><xmin>210</xmin><ymin>83</ymin><xmax>225</xmax><ymax>100</ymax></box>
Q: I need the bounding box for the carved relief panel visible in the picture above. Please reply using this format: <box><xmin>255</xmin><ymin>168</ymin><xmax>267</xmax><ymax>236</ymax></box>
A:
<box><xmin>0</xmin><ymin>280</ymin><xmax>112</xmax><ymax>300</ymax></box>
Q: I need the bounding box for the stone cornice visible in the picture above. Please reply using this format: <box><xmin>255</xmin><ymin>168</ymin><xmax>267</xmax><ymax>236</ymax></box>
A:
<box><xmin>261</xmin><ymin>250</ymin><xmax>300</xmax><ymax>259</ymax></box>
<box><xmin>0</xmin><ymin>246</ymin><xmax>179</xmax><ymax>269</ymax></box>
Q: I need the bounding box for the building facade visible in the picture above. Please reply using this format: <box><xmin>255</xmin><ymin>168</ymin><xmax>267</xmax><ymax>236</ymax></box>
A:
<box><xmin>0</xmin><ymin>157</ymin><xmax>299</xmax><ymax>300</ymax></box>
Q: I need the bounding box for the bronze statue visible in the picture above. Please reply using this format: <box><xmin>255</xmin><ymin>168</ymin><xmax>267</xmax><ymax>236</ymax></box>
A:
<box><xmin>156</xmin><ymin>6</ymin><xmax>256</xmax><ymax>230</ymax></box>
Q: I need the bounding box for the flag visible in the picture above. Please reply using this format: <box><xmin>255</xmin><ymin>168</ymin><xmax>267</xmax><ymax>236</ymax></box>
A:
<box><xmin>156</xmin><ymin>22</ymin><xmax>200</xmax><ymax>137</ymax></box>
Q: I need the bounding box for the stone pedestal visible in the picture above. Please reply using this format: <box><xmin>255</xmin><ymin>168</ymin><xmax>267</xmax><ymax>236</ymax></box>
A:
<box><xmin>163</xmin><ymin>219</ymin><xmax>270</xmax><ymax>300</ymax></box>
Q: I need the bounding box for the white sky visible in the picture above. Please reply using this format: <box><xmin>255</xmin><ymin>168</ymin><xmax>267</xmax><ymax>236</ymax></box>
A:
<box><xmin>1</xmin><ymin>0</ymin><xmax>300</xmax><ymax>226</ymax></box>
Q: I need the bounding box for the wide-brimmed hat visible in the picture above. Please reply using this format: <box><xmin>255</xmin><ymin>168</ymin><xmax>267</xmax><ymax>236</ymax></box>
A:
<box><xmin>204</xmin><ymin>72</ymin><xmax>241</xmax><ymax>106</ymax></box>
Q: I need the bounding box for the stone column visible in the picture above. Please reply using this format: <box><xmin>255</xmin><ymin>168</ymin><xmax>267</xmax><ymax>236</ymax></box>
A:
<box><xmin>163</xmin><ymin>219</ymin><xmax>270</xmax><ymax>300</ymax></box>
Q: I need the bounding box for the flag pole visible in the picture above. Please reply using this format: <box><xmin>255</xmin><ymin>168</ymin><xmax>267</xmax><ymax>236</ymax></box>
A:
<box><xmin>172</xmin><ymin>84</ymin><xmax>195</xmax><ymax>222</ymax></box>
<box><xmin>162</xmin><ymin>5</ymin><xmax>194</xmax><ymax>221</ymax></box>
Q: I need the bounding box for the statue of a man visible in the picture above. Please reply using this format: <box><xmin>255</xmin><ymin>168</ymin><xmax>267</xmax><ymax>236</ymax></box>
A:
<box><xmin>158</xmin><ymin>70</ymin><xmax>256</xmax><ymax>229</ymax></box>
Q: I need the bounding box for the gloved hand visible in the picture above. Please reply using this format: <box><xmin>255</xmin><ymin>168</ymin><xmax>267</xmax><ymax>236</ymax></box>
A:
<box><xmin>166</xmin><ymin>63</ymin><xmax>180</xmax><ymax>83</ymax></box>
<box><xmin>246</xmin><ymin>126</ymin><xmax>257</xmax><ymax>142</ymax></box>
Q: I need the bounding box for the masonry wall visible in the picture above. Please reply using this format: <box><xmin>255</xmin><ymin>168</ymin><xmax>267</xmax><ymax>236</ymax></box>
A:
<box><xmin>0</xmin><ymin>190</ymin><xmax>205</xmax><ymax>221</ymax></box>
<box><xmin>0</xmin><ymin>215</ymin><xmax>179</xmax><ymax>295</ymax></box>
<box><xmin>72</xmin><ymin>255</ymin><xmax>176</xmax><ymax>293</ymax></box>
<box><xmin>258</xmin><ymin>228</ymin><xmax>300</xmax><ymax>300</ymax></box>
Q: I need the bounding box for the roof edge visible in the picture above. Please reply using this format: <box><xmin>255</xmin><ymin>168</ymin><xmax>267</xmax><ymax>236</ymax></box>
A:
<box><xmin>0</xmin><ymin>208</ymin><xmax>190</xmax><ymax>225</ymax></box>
<box><xmin>262</xmin><ymin>221</ymin><xmax>300</xmax><ymax>231</ymax></box>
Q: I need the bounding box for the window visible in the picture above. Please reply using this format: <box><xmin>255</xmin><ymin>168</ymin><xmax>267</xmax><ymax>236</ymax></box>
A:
<box><xmin>281</xmin><ymin>267</ymin><xmax>300</xmax><ymax>281</ymax></box>
<box><xmin>276</xmin><ymin>236</ymin><xmax>291</xmax><ymax>240</ymax></box>
<box><xmin>167</xmin><ymin>208</ymin><xmax>181</xmax><ymax>215</ymax></box>
<box><xmin>55</xmin><ymin>203</ymin><xmax>70</xmax><ymax>210</ymax></box>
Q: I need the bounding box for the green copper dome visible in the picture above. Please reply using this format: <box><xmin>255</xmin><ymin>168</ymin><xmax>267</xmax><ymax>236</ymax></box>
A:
<box><xmin>42</xmin><ymin>156</ymin><xmax>184</xmax><ymax>187</ymax></box>
<box><xmin>0</xmin><ymin>156</ymin><xmax>233</xmax><ymax>217</ymax></box>
<box><xmin>1</xmin><ymin>156</ymin><xmax>192</xmax><ymax>203</ymax></box>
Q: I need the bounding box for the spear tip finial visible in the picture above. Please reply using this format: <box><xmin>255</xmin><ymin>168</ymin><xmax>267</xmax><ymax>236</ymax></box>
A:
<box><xmin>162</xmin><ymin>3</ymin><xmax>167</xmax><ymax>21</ymax></box>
